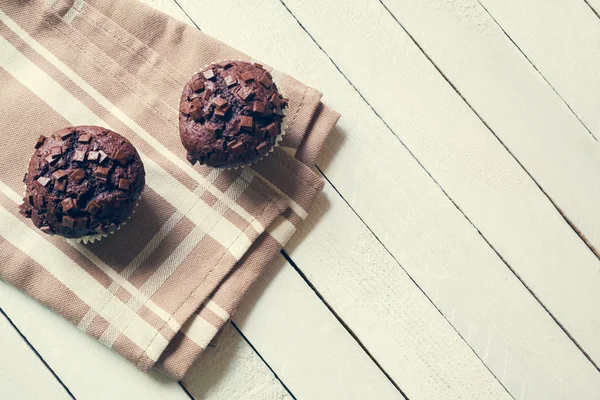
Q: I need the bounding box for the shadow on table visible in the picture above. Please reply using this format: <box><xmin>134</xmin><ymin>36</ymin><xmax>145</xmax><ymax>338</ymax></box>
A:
<box><xmin>178</xmin><ymin>124</ymin><xmax>346</xmax><ymax>396</ymax></box>
<box><xmin>181</xmin><ymin>323</ymin><xmax>259</xmax><ymax>398</ymax></box>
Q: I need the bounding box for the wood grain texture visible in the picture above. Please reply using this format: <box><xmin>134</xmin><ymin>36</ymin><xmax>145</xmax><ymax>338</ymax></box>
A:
<box><xmin>286</xmin><ymin>184</ymin><xmax>512</xmax><ymax>399</ymax></box>
<box><xmin>476</xmin><ymin>0</ymin><xmax>600</xmax><ymax>139</ymax></box>
<box><xmin>0</xmin><ymin>312</ymin><xmax>71</xmax><ymax>400</ymax></box>
<box><xmin>232</xmin><ymin>254</ymin><xmax>405</xmax><ymax>400</ymax></box>
<box><xmin>0</xmin><ymin>282</ymin><xmax>191</xmax><ymax>400</ymax></box>
<box><xmin>587</xmin><ymin>0</ymin><xmax>600</xmax><ymax>15</ymax></box>
<box><xmin>183</xmin><ymin>323</ymin><xmax>291</xmax><ymax>400</ymax></box>
<box><xmin>176</xmin><ymin>0</ymin><xmax>600</xmax><ymax>398</ymax></box>
<box><xmin>139</xmin><ymin>1</ymin><xmax>409</xmax><ymax>398</ymax></box>
<box><xmin>0</xmin><ymin>280</ymin><xmax>288</xmax><ymax>400</ymax></box>
<box><xmin>295</xmin><ymin>0</ymin><xmax>600</xmax><ymax>368</ymax></box>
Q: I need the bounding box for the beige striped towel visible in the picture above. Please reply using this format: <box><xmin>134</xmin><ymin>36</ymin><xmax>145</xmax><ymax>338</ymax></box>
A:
<box><xmin>0</xmin><ymin>0</ymin><xmax>339</xmax><ymax>379</ymax></box>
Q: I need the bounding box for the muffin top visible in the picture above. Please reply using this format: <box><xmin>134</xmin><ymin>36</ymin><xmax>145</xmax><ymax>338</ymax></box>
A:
<box><xmin>19</xmin><ymin>126</ymin><xmax>145</xmax><ymax>239</ymax></box>
<box><xmin>179</xmin><ymin>60</ymin><xmax>288</xmax><ymax>168</ymax></box>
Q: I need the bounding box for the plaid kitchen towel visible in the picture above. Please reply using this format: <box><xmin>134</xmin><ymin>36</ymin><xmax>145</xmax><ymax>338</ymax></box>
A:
<box><xmin>0</xmin><ymin>0</ymin><xmax>339</xmax><ymax>379</ymax></box>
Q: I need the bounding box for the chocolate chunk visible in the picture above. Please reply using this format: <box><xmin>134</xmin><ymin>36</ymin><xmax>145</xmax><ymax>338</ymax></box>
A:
<box><xmin>230</xmin><ymin>141</ymin><xmax>246</xmax><ymax>155</ymax></box>
<box><xmin>112</xmin><ymin>149</ymin><xmax>128</xmax><ymax>165</ymax></box>
<box><xmin>54</xmin><ymin>179</ymin><xmax>67</xmax><ymax>192</ymax></box>
<box><xmin>95</xmin><ymin>166</ymin><xmax>110</xmax><ymax>181</ymax></box>
<box><xmin>45</xmin><ymin>155</ymin><xmax>58</xmax><ymax>165</ymax></box>
<box><xmin>98</xmin><ymin>150</ymin><xmax>109</xmax><ymax>164</ymax></box>
<box><xmin>186</xmin><ymin>153</ymin><xmax>197</xmax><ymax>165</ymax></box>
<box><xmin>241</xmin><ymin>71</ymin><xmax>254</xmax><ymax>82</ymax></box>
<box><xmin>85</xmin><ymin>200</ymin><xmax>101</xmax><ymax>215</ymax></box>
<box><xmin>180</xmin><ymin>101</ymin><xmax>192</xmax><ymax>115</ymax></box>
<box><xmin>69</xmin><ymin>169</ymin><xmax>85</xmax><ymax>183</ymax></box>
<box><xmin>31</xmin><ymin>214</ymin><xmax>42</xmax><ymax>227</ymax></box>
<box><xmin>256</xmin><ymin>142</ymin><xmax>268</xmax><ymax>153</ymax></box>
<box><xmin>37</xmin><ymin>176</ymin><xmax>51</xmax><ymax>187</ymax></box>
<box><xmin>50</xmin><ymin>147</ymin><xmax>62</xmax><ymax>156</ymax></box>
<box><xmin>27</xmin><ymin>193</ymin><xmax>34</xmax><ymax>206</ymax></box>
<box><xmin>75</xmin><ymin>217</ymin><xmax>88</xmax><ymax>229</ymax></box>
<box><xmin>118</xmin><ymin>178</ymin><xmax>132</xmax><ymax>191</ymax></box>
<box><xmin>40</xmin><ymin>226</ymin><xmax>54</xmax><ymax>235</ymax></box>
<box><xmin>52</xmin><ymin>170</ymin><xmax>68</xmax><ymax>181</ymax></box>
<box><xmin>240</xmin><ymin>116</ymin><xmax>253</xmax><ymax>131</ymax></box>
<box><xmin>273</xmin><ymin>107</ymin><xmax>284</xmax><ymax>117</ymax></box>
<box><xmin>190</xmin><ymin>98</ymin><xmax>204</xmax><ymax>120</ymax></box>
<box><xmin>252</xmin><ymin>101</ymin><xmax>265</xmax><ymax>114</ymax></box>
<box><xmin>224</xmin><ymin>75</ymin><xmax>237</xmax><ymax>87</ymax></box>
<box><xmin>255</xmin><ymin>126</ymin><xmax>266</xmax><ymax>140</ymax></box>
<box><xmin>34</xmin><ymin>135</ymin><xmax>46</xmax><ymax>149</ymax></box>
<box><xmin>18</xmin><ymin>203</ymin><xmax>31</xmax><ymax>217</ymax></box>
<box><xmin>78</xmin><ymin>133</ymin><xmax>92</xmax><ymax>143</ymax></box>
<box><xmin>237</xmin><ymin>86</ymin><xmax>253</xmax><ymax>101</ymax></box>
<box><xmin>266</xmin><ymin>122</ymin><xmax>279</xmax><ymax>136</ymax></box>
<box><xmin>72</xmin><ymin>149</ymin><xmax>86</xmax><ymax>162</ymax></box>
<box><xmin>202</xmin><ymin>69</ymin><xmax>215</xmax><ymax>80</ymax></box>
<box><xmin>203</xmin><ymin>88</ymin><xmax>213</xmax><ymax>100</ymax></box>
<box><xmin>61</xmin><ymin>197</ymin><xmax>77</xmax><ymax>213</ymax></box>
<box><xmin>191</xmin><ymin>79</ymin><xmax>205</xmax><ymax>92</ymax></box>
<box><xmin>191</xmin><ymin>98</ymin><xmax>202</xmax><ymax>108</ymax></box>
<box><xmin>259</xmin><ymin>73</ymin><xmax>272</xmax><ymax>88</ymax></box>
<box><xmin>213</xmin><ymin>97</ymin><xmax>228</xmax><ymax>108</ymax></box>
<box><xmin>34</xmin><ymin>193</ymin><xmax>45</xmax><ymax>209</ymax></box>
<box><xmin>214</xmin><ymin>108</ymin><xmax>227</xmax><ymax>117</ymax></box>
<box><xmin>106</xmin><ymin>223</ymin><xmax>118</xmax><ymax>233</ymax></box>
<box><xmin>269</xmin><ymin>93</ymin><xmax>281</xmax><ymax>107</ymax></box>
<box><xmin>254</xmin><ymin>63</ymin><xmax>263</xmax><ymax>68</ymax></box>
<box><xmin>58</xmin><ymin>129</ymin><xmax>74</xmax><ymax>139</ymax></box>
<box><xmin>87</xmin><ymin>151</ymin><xmax>99</xmax><ymax>162</ymax></box>
<box><xmin>62</xmin><ymin>216</ymin><xmax>75</xmax><ymax>228</ymax></box>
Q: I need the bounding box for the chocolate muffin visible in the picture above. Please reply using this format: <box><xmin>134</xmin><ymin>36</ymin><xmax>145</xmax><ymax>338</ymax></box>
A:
<box><xmin>179</xmin><ymin>61</ymin><xmax>288</xmax><ymax>168</ymax></box>
<box><xmin>19</xmin><ymin>126</ymin><xmax>145</xmax><ymax>239</ymax></box>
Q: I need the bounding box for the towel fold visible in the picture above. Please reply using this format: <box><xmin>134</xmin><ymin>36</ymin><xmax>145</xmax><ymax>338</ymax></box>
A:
<box><xmin>0</xmin><ymin>0</ymin><xmax>339</xmax><ymax>379</ymax></box>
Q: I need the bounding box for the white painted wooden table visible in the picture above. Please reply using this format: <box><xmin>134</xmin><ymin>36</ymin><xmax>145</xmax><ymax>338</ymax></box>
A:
<box><xmin>3</xmin><ymin>0</ymin><xmax>600</xmax><ymax>398</ymax></box>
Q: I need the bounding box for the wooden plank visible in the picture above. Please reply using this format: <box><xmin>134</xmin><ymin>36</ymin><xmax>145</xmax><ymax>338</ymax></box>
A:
<box><xmin>0</xmin><ymin>311</ymin><xmax>71</xmax><ymax>400</ymax></box>
<box><xmin>282</xmin><ymin>0</ymin><xmax>600</xmax><ymax>369</ymax></box>
<box><xmin>376</xmin><ymin>0</ymin><xmax>600</xmax><ymax>365</ymax></box>
<box><xmin>141</xmin><ymin>4</ymin><xmax>507</xmax><ymax>397</ymax></box>
<box><xmin>182</xmin><ymin>323</ymin><xmax>291</xmax><ymax>400</ymax></box>
<box><xmin>588</xmin><ymin>0</ymin><xmax>600</xmax><ymax>15</ymax></box>
<box><xmin>0</xmin><ymin>280</ymin><xmax>287</xmax><ymax>400</ymax></box>
<box><xmin>137</xmin><ymin>1</ymin><xmax>407</xmax><ymax>398</ymax></box>
<box><xmin>0</xmin><ymin>282</ymin><xmax>192</xmax><ymax>400</ymax></box>
<box><xmin>476</xmin><ymin>0</ymin><xmax>600</xmax><ymax>140</ymax></box>
<box><xmin>232</xmin><ymin>254</ymin><xmax>405</xmax><ymax>400</ymax></box>
<box><xmin>286</xmin><ymin>184</ymin><xmax>512</xmax><ymax>399</ymax></box>
<box><xmin>176</xmin><ymin>0</ymin><xmax>600</xmax><ymax>398</ymax></box>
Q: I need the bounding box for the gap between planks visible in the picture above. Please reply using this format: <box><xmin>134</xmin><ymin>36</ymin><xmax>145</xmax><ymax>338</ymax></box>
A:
<box><xmin>282</xmin><ymin>0</ymin><xmax>600</xmax><ymax>372</ymax></box>
<box><xmin>140</xmin><ymin>1</ymin><xmax>409</xmax><ymax>398</ymax></box>
<box><xmin>169</xmin><ymin>0</ymin><xmax>504</xmax><ymax>396</ymax></box>
<box><xmin>190</xmin><ymin>0</ymin><xmax>600</xmax><ymax>398</ymax></box>
<box><xmin>0</xmin><ymin>307</ymin><xmax>76</xmax><ymax>400</ymax></box>
<box><xmin>374</xmin><ymin>0</ymin><xmax>600</xmax><ymax>369</ymax></box>
<box><xmin>584</xmin><ymin>0</ymin><xmax>600</xmax><ymax>19</ymax></box>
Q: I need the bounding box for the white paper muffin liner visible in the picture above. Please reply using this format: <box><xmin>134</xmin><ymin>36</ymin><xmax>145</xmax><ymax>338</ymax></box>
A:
<box><xmin>185</xmin><ymin>59</ymin><xmax>288</xmax><ymax>170</ymax></box>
